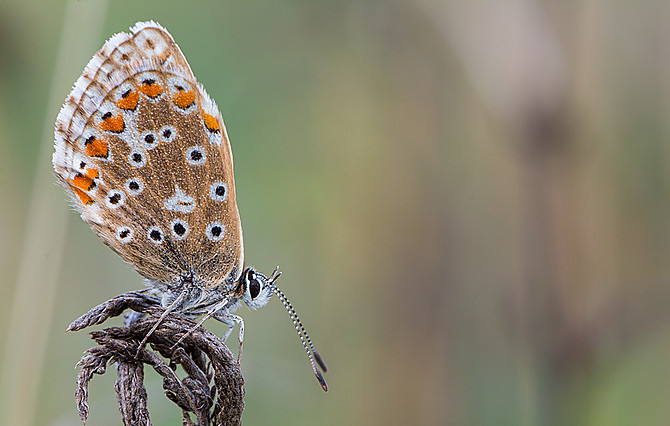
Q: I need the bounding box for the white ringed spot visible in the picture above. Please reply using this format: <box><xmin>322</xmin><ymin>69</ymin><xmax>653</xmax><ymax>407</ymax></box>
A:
<box><xmin>159</xmin><ymin>125</ymin><xmax>176</xmax><ymax>143</ymax></box>
<box><xmin>105</xmin><ymin>189</ymin><xmax>125</xmax><ymax>209</ymax></box>
<box><xmin>206</xmin><ymin>222</ymin><xmax>225</xmax><ymax>242</ymax></box>
<box><xmin>170</xmin><ymin>218</ymin><xmax>189</xmax><ymax>240</ymax></box>
<box><xmin>128</xmin><ymin>148</ymin><xmax>147</xmax><ymax>167</ymax></box>
<box><xmin>140</xmin><ymin>131</ymin><xmax>159</xmax><ymax>150</ymax></box>
<box><xmin>147</xmin><ymin>226</ymin><xmax>164</xmax><ymax>244</ymax></box>
<box><xmin>125</xmin><ymin>178</ymin><xmax>144</xmax><ymax>196</ymax></box>
<box><xmin>209</xmin><ymin>182</ymin><xmax>228</xmax><ymax>202</ymax></box>
<box><xmin>186</xmin><ymin>146</ymin><xmax>206</xmax><ymax>165</ymax></box>
<box><xmin>115</xmin><ymin>226</ymin><xmax>133</xmax><ymax>243</ymax></box>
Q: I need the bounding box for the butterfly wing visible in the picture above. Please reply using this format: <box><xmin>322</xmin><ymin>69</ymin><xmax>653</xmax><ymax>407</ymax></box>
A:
<box><xmin>53</xmin><ymin>21</ymin><xmax>244</xmax><ymax>289</ymax></box>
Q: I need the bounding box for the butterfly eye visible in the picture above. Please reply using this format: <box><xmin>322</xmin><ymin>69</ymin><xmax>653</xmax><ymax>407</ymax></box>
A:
<box><xmin>249</xmin><ymin>278</ymin><xmax>261</xmax><ymax>299</ymax></box>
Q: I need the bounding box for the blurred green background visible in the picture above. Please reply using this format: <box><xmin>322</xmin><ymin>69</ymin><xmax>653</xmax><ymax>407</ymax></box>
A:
<box><xmin>2</xmin><ymin>0</ymin><xmax>670</xmax><ymax>425</ymax></box>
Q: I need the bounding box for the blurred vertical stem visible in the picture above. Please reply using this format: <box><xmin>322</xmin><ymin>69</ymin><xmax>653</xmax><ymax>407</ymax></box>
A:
<box><xmin>0</xmin><ymin>2</ymin><xmax>108</xmax><ymax>424</ymax></box>
<box><xmin>419</xmin><ymin>1</ymin><xmax>580</xmax><ymax>424</ymax></box>
<box><xmin>518</xmin><ymin>103</ymin><xmax>570</xmax><ymax>426</ymax></box>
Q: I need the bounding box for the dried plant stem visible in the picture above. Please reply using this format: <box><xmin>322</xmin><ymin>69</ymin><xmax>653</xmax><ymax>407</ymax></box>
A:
<box><xmin>70</xmin><ymin>291</ymin><xmax>244</xmax><ymax>425</ymax></box>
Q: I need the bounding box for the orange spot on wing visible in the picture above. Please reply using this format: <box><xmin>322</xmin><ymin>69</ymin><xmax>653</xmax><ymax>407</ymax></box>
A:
<box><xmin>100</xmin><ymin>113</ymin><xmax>125</xmax><ymax>133</ymax></box>
<box><xmin>72</xmin><ymin>173</ymin><xmax>95</xmax><ymax>191</ymax></box>
<box><xmin>85</xmin><ymin>167</ymin><xmax>99</xmax><ymax>179</ymax></box>
<box><xmin>203</xmin><ymin>111</ymin><xmax>220</xmax><ymax>133</ymax></box>
<box><xmin>73</xmin><ymin>187</ymin><xmax>94</xmax><ymax>205</ymax></box>
<box><xmin>174</xmin><ymin>89</ymin><xmax>195</xmax><ymax>109</ymax></box>
<box><xmin>139</xmin><ymin>81</ymin><xmax>163</xmax><ymax>98</ymax></box>
<box><xmin>117</xmin><ymin>90</ymin><xmax>139</xmax><ymax>110</ymax></box>
<box><xmin>85</xmin><ymin>136</ymin><xmax>109</xmax><ymax>158</ymax></box>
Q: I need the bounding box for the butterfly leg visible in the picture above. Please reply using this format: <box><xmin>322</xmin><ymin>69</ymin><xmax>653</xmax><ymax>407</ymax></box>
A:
<box><xmin>213</xmin><ymin>313</ymin><xmax>244</xmax><ymax>362</ymax></box>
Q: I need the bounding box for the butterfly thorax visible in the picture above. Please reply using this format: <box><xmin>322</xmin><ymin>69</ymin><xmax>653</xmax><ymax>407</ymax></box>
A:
<box><xmin>152</xmin><ymin>274</ymin><xmax>243</xmax><ymax>318</ymax></box>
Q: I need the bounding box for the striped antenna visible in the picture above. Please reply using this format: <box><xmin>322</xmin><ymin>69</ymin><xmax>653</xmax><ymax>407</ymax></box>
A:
<box><xmin>268</xmin><ymin>269</ymin><xmax>328</xmax><ymax>391</ymax></box>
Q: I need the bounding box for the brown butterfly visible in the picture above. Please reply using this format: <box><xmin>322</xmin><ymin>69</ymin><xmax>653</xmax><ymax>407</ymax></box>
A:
<box><xmin>53</xmin><ymin>20</ymin><xmax>326</xmax><ymax>390</ymax></box>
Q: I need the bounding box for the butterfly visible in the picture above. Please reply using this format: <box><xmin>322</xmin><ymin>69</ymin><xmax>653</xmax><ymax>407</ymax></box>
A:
<box><xmin>53</xmin><ymin>20</ymin><xmax>326</xmax><ymax>390</ymax></box>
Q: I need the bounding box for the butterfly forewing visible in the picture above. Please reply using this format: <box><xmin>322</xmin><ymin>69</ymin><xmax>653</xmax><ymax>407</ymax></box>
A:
<box><xmin>53</xmin><ymin>21</ymin><xmax>243</xmax><ymax>288</ymax></box>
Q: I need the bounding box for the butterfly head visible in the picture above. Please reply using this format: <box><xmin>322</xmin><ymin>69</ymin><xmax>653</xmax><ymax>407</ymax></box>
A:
<box><xmin>238</xmin><ymin>266</ymin><xmax>281</xmax><ymax>310</ymax></box>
